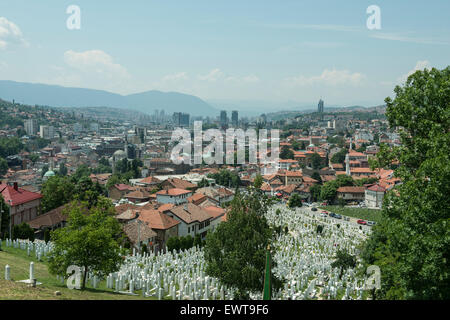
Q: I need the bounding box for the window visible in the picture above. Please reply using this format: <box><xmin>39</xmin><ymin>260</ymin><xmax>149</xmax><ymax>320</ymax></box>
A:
<box><xmin>188</xmin><ymin>227</ymin><xmax>190</xmax><ymax>233</ymax></box>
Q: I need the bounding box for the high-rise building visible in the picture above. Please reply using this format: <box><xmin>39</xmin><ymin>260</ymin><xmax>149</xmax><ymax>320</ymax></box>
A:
<box><xmin>24</xmin><ymin>119</ymin><xmax>38</xmax><ymax>135</ymax></box>
<box><xmin>173</xmin><ymin>112</ymin><xmax>190</xmax><ymax>127</ymax></box>
<box><xmin>318</xmin><ymin>99</ymin><xmax>324</xmax><ymax>113</ymax></box>
<box><xmin>39</xmin><ymin>125</ymin><xmax>54</xmax><ymax>140</ymax></box>
<box><xmin>220</xmin><ymin>110</ymin><xmax>228</xmax><ymax>127</ymax></box>
<box><xmin>231</xmin><ymin>110</ymin><xmax>238</xmax><ymax>127</ymax></box>
<box><xmin>180</xmin><ymin>113</ymin><xmax>190</xmax><ymax>127</ymax></box>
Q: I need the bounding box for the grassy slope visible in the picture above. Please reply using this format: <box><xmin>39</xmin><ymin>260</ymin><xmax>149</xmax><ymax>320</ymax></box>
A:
<box><xmin>0</xmin><ymin>246</ymin><xmax>154</xmax><ymax>300</ymax></box>
<box><xmin>318</xmin><ymin>205</ymin><xmax>383</xmax><ymax>223</ymax></box>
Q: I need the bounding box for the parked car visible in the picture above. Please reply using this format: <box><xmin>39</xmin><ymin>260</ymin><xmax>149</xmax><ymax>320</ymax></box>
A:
<box><xmin>321</xmin><ymin>210</ymin><xmax>328</xmax><ymax>214</ymax></box>
<box><xmin>367</xmin><ymin>221</ymin><xmax>376</xmax><ymax>226</ymax></box>
<box><xmin>320</xmin><ymin>213</ymin><xmax>327</xmax><ymax>217</ymax></box>
<box><xmin>321</xmin><ymin>202</ymin><xmax>328</xmax><ymax>206</ymax></box>
<box><xmin>329</xmin><ymin>212</ymin><xmax>336</xmax><ymax>218</ymax></box>
<box><xmin>334</xmin><ymin>214</ymin><xmax>342</xmax><ymax>219</ymax></box>
<box><xmin>311</xmin><ymin>207</ymin><xmax>317</xmax><ymax>211</ymax></box>
<box><xmin>357</xmin><ymin>219</ymin><xmax>367</xmax><ymax>225</ymax></box>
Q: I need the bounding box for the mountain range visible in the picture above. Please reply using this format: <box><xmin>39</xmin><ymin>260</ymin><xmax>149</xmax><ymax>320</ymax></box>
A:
<box><xmin>0</xmin><ymin>80</ymin><xmax>218</xmax><ymax>117</ymax></box>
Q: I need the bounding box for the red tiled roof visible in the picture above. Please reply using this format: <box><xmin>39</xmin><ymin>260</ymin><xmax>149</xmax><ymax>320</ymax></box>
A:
<box><xmin>337</xmin><ymin>186</ymin><xmax>365</xmax><ymax>193</ymax></box>
<box><xmin>138</xmin><ymin>209</ymin><xmax>180</xmax><ymax>230</ymax></box>
<box><xmin>0</xmin><ymin>183</ymin><xmax>42</xmax><ymax>206</ymax></box>
<box><xmin>156</xmin><ymin>188</ymin><xmax>192</xmax><ymax>196</ymax></box>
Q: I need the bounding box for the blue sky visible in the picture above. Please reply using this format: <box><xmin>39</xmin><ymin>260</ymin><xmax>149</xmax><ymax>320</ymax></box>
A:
<box><xmin>0</xmin><ymin>0</ymin><xmax>449</xmax><ymax>108</ymax></box>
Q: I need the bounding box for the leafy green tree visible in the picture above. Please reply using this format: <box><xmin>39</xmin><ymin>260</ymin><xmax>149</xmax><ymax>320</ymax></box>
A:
<box><xmin>309</xmin><ymin>184</ymin><xmax>321</xmax><ymax>202</ymax></box>
<box><xmin>193</xmin><ymin>234</ymin><xmax>203</xmax><ymax>247</ymax></box>
<box><xmin>331</xmin><ymin>249</ymin><xmax>356</xmax><ymax>279</ymax></box>
<box><xmin>291</xmin><ymin>140</ymin><xmax>301</xmax><ymax>151</ymax></box>
<box><xmin>41</xmin><ymin>176</ymin><xmax>76</xmax><ymax>213</ymax></box>
<box><xmin>0</xmin><ymin>157</ymin><xmax>7</xmax><ymax>177</ymax></box>
<box><xmin>167</xmin><ymin>236</ymin><xmax>181</xmax><ymax>252</ymax></box>
<box><xmin>362</xmin><ymin>67</ymin><xmax>450</xmax><ymax>300</ymax></box>
<box><xmin>0</xmin><ymin>196</ymin><xmax>10</xmax><ymax>239</ymax></box>
<box><xmin>311</xmin><ymin>171</ymin><xmax>322</xmax><ymax>184</ymax></box>
<box><xmin>48</xmin><ymin>198</ymin><xmax>124</xmax><ymax>290</ymax></box>
<box><xmin>204</xmin><ymin>189</ymin><xmax>283</xmax><ymax>299</ymax></box>
<box><xmin>288</xmin><ymin>193</ymin><xmax>303</xmax><ymax>208</ymax></box>
<box><xmin>58</xmin><ymin>163</ymin><xmax>68</xmax><ymax>176</ymax></box>
<box><xmin>41</xmin><ymin>165</ymin><xmax>49</xmax><ymax>178</ymax></box>
<box><xmin>12</xmin><ymin>223</ymin><xmax>35</xmax><ymax>241</ymax></box>
<box><xmin>253</xmin><ymin>174</ymin><xmax>263</xmax><ymax>189</ymax></box>
<box><xmin>28</xmin><ymin>153</ymin><xmax>40</xmax><ymax>164</ymax></box>
<box><xmin>331</xmin><ymin>149</ymin><xmax>347</xmax><ymax>164</ymax></box>
<box><xmin>311</xmin><ymin>152</ymin><xmax>322</xmax><ymax>169</ymax></box>
<box><xmin>280</xmin><ymin>146</ymin><xmax>294</xmax><ymax>160</ymax></box>
<box><xmin>197</xmin><ymin>177</ymin><xmax>210</xmax><ymax>188</ymax></box>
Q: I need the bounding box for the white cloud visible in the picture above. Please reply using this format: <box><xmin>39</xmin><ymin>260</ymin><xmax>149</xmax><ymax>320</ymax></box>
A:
<box><xmin>198</xmin><ymin>68</ymin><xmax>224</xmax><ymax>82</ymax></box>
<box><xmin>397</xmin><ymin>60</ymin><xmax>430</xmax><ymax>83</ymax></box>
<box><xmin>162</xmin><ymin>72</ymin><xmax>189</xmax><ymax>82</ymax></box>
<box><xmin>370</xmin><ymin>32</ymin><xmax>450</xmax><ymax>45</ymax></box>
<box><xmin>286</xmin><ymin>69</ymin><xmax>365</xmax><ymax>87</ymax></box>
<box><xmin>63</xmin><ymin>50</ymin><xmax>130</xmax><ymax>80</ymax></box>
<box><xmin>0</xmin><ymin>17</ymin><xmax>28</xmax><ymax>50</ymax></box>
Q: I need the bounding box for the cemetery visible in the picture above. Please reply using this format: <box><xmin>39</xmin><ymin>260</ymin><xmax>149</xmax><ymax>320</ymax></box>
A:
<box><xmin>0</xmin><ymin>204</ymin><xmax>373</xmax><ymax>300</ymax></box>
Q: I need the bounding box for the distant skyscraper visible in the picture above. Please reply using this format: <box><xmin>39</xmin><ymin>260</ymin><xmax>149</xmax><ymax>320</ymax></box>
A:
<box><xmin>173</xmin><ymin>112</ymin><xmax>190</xmax><ymax>127</ymax></box>
<box><xmin>231</xmin><ymin>110</ymin><xmax>238</xmax><ymax>127</ymax></box>
<box><xmin>318</xmin><ymin>99</ymin><xmax>324</xmax><ymax>113</ymax></box>
<box><xmin>24</xmin><ymin>119</ymin><xmax>38</xmax><ymax>135</ymax></box>
<box><xmin>220</xmin><ymin>110</ymin><xmax>228</xmax><ymax>127</ymax></box>
<box><xmin>40</xmin><ymin>125</ymin><xmax>54</xmax><ymax>139</ymax></box>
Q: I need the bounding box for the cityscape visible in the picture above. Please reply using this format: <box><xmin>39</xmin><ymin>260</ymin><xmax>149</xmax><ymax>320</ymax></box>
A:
<box><xmin>0</xmin><ymin>0</ymin><xmax>448</xmax><ymax>311</ymax></box>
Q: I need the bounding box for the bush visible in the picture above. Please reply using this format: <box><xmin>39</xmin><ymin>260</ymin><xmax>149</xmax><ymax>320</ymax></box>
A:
<box><xmin>316</xmin><ymin>225</ymin><xmax>324</xmax><ymax>234</ymax></box>
<box><xmin>12</xmin><ymin>223</ymin><xmax>35</xmax><ymax>241</ymax></box>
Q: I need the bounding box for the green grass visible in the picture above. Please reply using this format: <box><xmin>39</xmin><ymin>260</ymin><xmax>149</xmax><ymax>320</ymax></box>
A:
<box><xmin>318</xmin><ymin>205</ymin><xmax>383</xmax><ymax>223</ymax></box>
<box><xmin>0</xmin><ymin>246</ymin><xmax>156</xmax><ymax>300</ymax></box>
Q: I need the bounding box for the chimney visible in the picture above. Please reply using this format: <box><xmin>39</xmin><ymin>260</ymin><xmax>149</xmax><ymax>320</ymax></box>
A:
<box><xmin>13</xmin><ymin>182</ymin><xmax>18</xmax><ymax>191</ymax></box>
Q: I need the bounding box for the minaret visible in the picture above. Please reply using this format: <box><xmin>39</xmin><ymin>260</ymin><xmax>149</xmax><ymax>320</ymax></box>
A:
<box><xmin>349</xmin><ymin>137</ymin><xmax>353</xmax><ymax>151</ymax></box>
<box><xmin>345</xmin><ymin>153</ymin><xmax>351</xmax><ymax>176</ymax></box>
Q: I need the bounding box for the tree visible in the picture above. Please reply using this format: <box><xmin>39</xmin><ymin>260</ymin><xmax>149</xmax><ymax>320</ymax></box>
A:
<box><xmin>197</xmin><ymin>177</ymin><xmax>210</xmax><ymax>188</ymax></box>
<box><xmin>0</xmin><ymin>157</ymin><xmax>7</xmax><ymax>177</ymax></box>
<box><xmin>253</xmin><ymin>174</ymin><xmax>263</xmax><ymax>189</ymax></box>
<box><xmin>362</xmin><ymin>67</ymin><xmax>450</xmax><ymax>299</ymax></box>
<box><xmin>331</xmin><ymin>149</ymin><xmax>347</xmax><ymax>164</ymax></box>
<box><xmin>12</xmin><ymin>223</ymin><xmax>35</xmax><ymax>241</ymax></box>
<box><xmin>331</xmin><ymin>249</ymin><xmax>356</xmax><ymax>279</ymax></box>
<box><xmin>288</xmin><ymin>193</ymin><xmax>303</xmax><ymax>208</ymax></box>
<box><xmin>280</xmin><ymin>146</ymin><xmax>294</xmax><ymax>160</ymax></box>
<box><xmin>311</xmin><ymin>152</ymin><xmax>322</xmax><ymax>169</ymax></box>
<box><xmin>48</xmin><ymin>198</ymin><xmax>124</xmax><ymax>290</ymax></box>
<box><xmin>204</xmin><ymin>189</ymin><xmax>283</xmax><ymax>299</ymax></box>
<box><xmin>58</xmin><ymin>163</ymin><xmax>68</xmax><ymax>176</ymax></box>
<box><xmin>167</xmin><ymin>236</ymin><xmax>181</xmax><ymax>252</ymax></box>
<box><xmin>41</xmin><ymin>165</ymin><xmax>49</xmax><ymax>178</ymax></box>
<box><xmin>310</xmin><ymin>184</ymin><xmax>321</xmax><ymax>202</ymax></box>
<box><xmin>291</xmin><ymin>140</ymin><xmax>301</xmax><ymax>151</ymax></box>
<box><xmin>311</xmin><ymin>171</ymin><xmax>322</xmax><ymax>184</ymax></box>
<box><xmin>0</xmin><ymin>196</ymin><xmax>10</xmax><ymax>239</ymax></box>
<box><xmin>41</xmin><ymin>176</ymin><xmax>76</xmax><ymax>213</ymax></box>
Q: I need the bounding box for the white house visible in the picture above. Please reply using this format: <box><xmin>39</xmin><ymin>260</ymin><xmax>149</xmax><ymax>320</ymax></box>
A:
<box><xmin>365</xmin><ymin>184</ymin><xmax>386</xmax><ymax>208</ymax></box>
<box><xmin>156</xmin><ymin>188</ymin><xmax>192</xmax><ymax>205</ymax></box>
<box><xmin>165</xmin><ymin>203</ymin><xmax>213</xmax><ymax>239</ymax></box>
